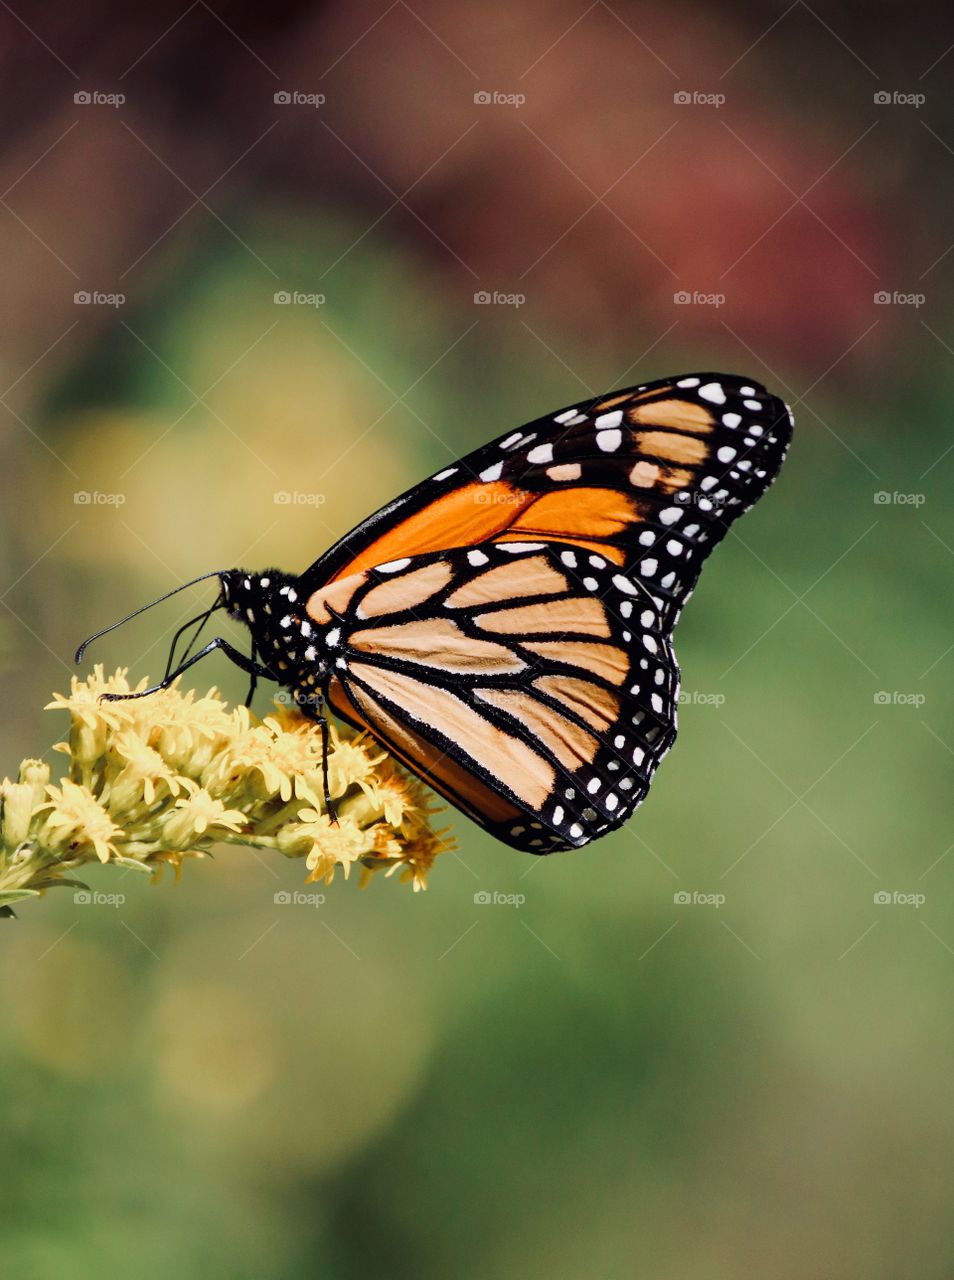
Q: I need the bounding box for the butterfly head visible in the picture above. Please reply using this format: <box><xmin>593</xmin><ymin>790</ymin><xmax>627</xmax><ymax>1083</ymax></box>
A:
<box><xmin>220</xmin><ymin>569</ymin><xmax>329</xmax><ymax>692</ymax></box>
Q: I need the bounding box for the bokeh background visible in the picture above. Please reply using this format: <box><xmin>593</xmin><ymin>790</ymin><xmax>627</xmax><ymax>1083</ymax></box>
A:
<box><xmin>1</xmin><ymin>2</ymin><xmax>953</xmax><ymax>1276</ymax></box>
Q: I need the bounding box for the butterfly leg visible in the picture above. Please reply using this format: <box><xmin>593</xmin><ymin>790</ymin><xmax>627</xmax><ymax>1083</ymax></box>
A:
<box><xmin>244</xmin><ymin>639</ymin><xmax>259</xmax><ymax>708</ymax></box>
<box><xmin>100</xmin><ymin>637</ymin><xmax>275</xmax><ymax>701</ymax></box>
<box><xmin>319</xmin><ymin>707</ymin><xmax>337</xmax><ymax>825</ymax></box>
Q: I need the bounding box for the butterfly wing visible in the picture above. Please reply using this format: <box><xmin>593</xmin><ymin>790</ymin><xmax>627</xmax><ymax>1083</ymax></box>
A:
<box><xmin>313</xmin><ymin>543</ymin><xmax>678</xmax><ymax>853</ymax></box>
<box><xmin>298</xmin><ymin>371</ymin><xmax>793</xmax><ymax>852</ymax></box>
<box><xmin>300</xmin><ymin>372</ymin><xmax>793</xmax><ymax>630</ymax></box>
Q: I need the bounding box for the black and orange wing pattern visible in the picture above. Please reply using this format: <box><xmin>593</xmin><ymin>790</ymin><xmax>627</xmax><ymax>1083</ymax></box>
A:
<box><xmin>298</xmin><ymin>372</ymin><xmax>793</xmax><ymax>852</ymax></box>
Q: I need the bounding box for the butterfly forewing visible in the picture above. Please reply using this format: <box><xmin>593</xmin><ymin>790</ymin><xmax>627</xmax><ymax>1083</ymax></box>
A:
<box><xmin>301</xmin><ymin>371</ymin><xmax>793</xmax><ymax>636</ymax></box>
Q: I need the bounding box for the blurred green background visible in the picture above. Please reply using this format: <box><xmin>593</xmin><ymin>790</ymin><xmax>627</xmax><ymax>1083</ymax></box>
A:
<box><xmin>1</xmin><ymin>2</ymin><xmax>953</xmax><ymax>1277</ymax></box>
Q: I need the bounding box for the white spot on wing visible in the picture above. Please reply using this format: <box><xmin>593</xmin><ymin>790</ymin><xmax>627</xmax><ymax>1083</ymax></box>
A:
<box><xmin>698</xmin><ymin>382</ymin><xmax>726</xmax><ymax>405</ymax></box>
<box><xmin>597</xmin><ymin>429</ymin><xmax>622</xmax><ymax>452</ymax></box>
<box><xmin>378</xmin><ymin>558</ymin><xmax>411</xmax><ymax>573</ymax></box>
<box><xmin>527</xmin><ymin>443</ymin><xmax>553</xmax><ymax>464</ymax></box>
<box><xmin>594</xmin><ymin>409</ymin><xmax>623</xmax><ymax>428</ymax></box>
<box><xmin>480</xmin><ymin>461</ymin><xmax>504</xmax><ymax>482</ymax></box>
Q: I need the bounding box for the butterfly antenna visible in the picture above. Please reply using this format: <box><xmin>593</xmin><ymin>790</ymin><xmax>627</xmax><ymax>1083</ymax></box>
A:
<box><xmin>74</xmin><ymin>570</ymin><xmax>228</xmax><ymax>664</ymax></box>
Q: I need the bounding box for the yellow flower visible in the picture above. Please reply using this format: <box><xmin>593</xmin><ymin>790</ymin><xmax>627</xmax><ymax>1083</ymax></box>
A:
<box><xmin>163</xmin><ymin>783</ymin><xmax>247</xmax><ymax>849</ymax></box>
<box><xmin>1</xmin><ymin>668</ymin><xmax>453</xmax><ymax>911</ymax></box>
<box><xmin>107</xmin><ymin>730</ymin><xmax>183</xmax><ymax>810</ymax></box>
<box><xmin>36</xmin><ymin>779</ymin><xmax>122</xmax><ymax>864</ymax></box>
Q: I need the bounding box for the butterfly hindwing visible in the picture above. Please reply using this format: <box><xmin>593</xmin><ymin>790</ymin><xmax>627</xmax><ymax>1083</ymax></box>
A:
<box><xmin>311</xmin><ymin>542</ymin><xmax>679</xmax><ymax>853</ymax></box>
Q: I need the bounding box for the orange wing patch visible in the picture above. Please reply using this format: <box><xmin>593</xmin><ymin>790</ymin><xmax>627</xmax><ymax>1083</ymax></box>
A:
<box><xmin>628</xmin><ymin>398</ymin><xmax>714</xmax><ymax>434</ymax></box>
<box><xmin>633</xmin><ymin>430</ymin><xmax>709</xmax><ymax>467</ymax></box>
<box><xmin>347</xmin><ymin>661</ymin><xmax>555</xmax><ymax>809</ymax></box>
<box><xmin>350</xmin><ymin>618</ymin><xmax>526</xmax><ymax>674</ymax></box>
<box><xmin>306</xmin><ymin>572</ymin><xmax>367</xmax><ymax>624</ymax></box>
<box><xmin>533</xmin><ymin>674</ymin><xmax>620</xmax><ymax>732</ymax></box>
<box><xmin>522</xmin><ymin>639</ymin><xmax>628</xmax><ymax>686</ymax></box>
<box><xmin>507</xmin><ymin>486</ymin><xmax>640</xmax><ymax>541</ymax></box>
<box><xmin>328</xmin><ymin>678</ymin><xmax>523</xmax><ymax>825</ymax></box>
<box><xmin>445</xmin><ymin>555</ymin><xmax>568</xmax><ymax>609</ymax></box>
<box><xmin>332</xmin><ymin>482</ymin><xmax>534</xmax><ymax>581</ymax></box>
<box><xmin>475</xmin><ymin>597</ymin><xmax>611</xmax><ymax>638</ymax></box>
<box><xmin>359</xmin><ymin>560</ymin><xmax>453</xmax><ymax>618</ymax></box>
<box><xmin>474</xmin><ymin>687</ymin><xmax>602</xmax><ymax>771</ymax></box>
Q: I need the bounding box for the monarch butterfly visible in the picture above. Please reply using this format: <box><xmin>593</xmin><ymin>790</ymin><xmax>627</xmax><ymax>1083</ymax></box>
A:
<box><xmin>77</xmin><ymin>372</ymin><xmax>793</xmax><ymax>854</ymax></box>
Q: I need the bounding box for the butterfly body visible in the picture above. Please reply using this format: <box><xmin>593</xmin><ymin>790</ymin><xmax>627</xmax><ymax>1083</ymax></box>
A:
<box><xmin>86</xmin><ymin>372</ymin><xmax>793</xmax><ymax>855</ymax></box>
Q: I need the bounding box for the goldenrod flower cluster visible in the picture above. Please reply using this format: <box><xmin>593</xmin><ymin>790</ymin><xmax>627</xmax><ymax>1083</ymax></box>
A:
<box><xmin>0</xmin><ymin>667</ymin><xmax>451</xmax><ymax>913</ymax></box>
